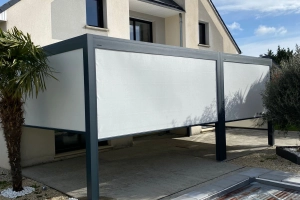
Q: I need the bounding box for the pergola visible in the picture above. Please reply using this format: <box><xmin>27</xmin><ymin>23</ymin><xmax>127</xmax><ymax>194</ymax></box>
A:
<box><xmin>24</xmin><ymin>34</ymin><xmax>273</xmax><ymax>200</ymax></box>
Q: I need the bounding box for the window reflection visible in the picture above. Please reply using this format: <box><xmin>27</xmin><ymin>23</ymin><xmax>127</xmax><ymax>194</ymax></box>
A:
<box><xmin>86</xmin><ymin>0</ymin><xmax>104</xmax><ymax>28</ymax></box>
<box><xmin>130</xmin><ymin>18</ymin><xmax>152</xmax><ymax>43</ymax></box>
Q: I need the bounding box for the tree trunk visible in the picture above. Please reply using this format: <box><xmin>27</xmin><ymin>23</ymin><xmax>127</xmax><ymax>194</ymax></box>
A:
<box><xmin>0</xmin><ymin>95</ymin><xmax>24</xmax><ymax>192</ymax></box>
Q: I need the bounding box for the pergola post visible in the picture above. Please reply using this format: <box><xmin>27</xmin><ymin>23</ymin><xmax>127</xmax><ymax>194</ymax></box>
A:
<box><xmin>268</xmin><ymin>121</ymin><xmax>274</xmax><ymax>146</ymax></box>
<box><xmin>187</xmin><ymin>126</ymin><xmax>192</xmax><ymax>137</ymax></box>
<box><xmin>84</xmin><ymin>35</ymin><xmax>99</xmax><ymax>200</ymax></box>
<box><xmin>215</xmin><ymin>52</ymin><xmax>226</xmax><ymax>161</ymax></box>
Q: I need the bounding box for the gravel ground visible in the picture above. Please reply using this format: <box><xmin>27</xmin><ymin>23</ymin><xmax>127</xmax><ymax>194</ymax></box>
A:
<box><xmin>0</xmin><ymin>168</ymin><xmax>74</xmax><ymax>200</ymax></box>
<box><xmin>228</xmin><ymin>147</ymin><xmax>300</xmax><ymax>174</ymax></box>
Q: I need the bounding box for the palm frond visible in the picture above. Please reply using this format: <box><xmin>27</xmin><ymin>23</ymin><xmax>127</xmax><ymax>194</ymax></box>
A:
<box><xmin>0</xmin><ymin>27</ymin><xmax>56</xmax><ymax>100</ymax></box>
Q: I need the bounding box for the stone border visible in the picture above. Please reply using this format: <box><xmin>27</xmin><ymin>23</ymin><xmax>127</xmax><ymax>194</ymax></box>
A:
<box><xmin>276</xmin><ymin>146</ymin><xmax>300</xmax><ymax>165</ymax></box>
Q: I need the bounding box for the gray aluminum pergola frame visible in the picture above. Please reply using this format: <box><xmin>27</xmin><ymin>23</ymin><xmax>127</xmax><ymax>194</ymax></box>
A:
<box><xmin>39</xmin><ymin>34</ymin><xmax>273</xmax><ymax>200</ymax></box>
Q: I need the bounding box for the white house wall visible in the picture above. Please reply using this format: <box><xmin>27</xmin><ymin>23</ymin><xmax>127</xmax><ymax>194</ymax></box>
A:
<box><xmin>198</xmin><ymin>0</ymin><xmax>224</xmax><ymax>52</ymax></box>
<box><xmin>105</xmin><ymin>0</ymin><xmax>130</xmax><ymax>39</ymax></box>
<box><xmin>4</xmin><ymin>0</ymin><xmax>129</xmax><ymax>46</ymax></box>
<box><xmin>51</xmin><ymin>0</ymin><xmax>108</xmax><ymax>41</ymax></box>
<box><xmin>0</xmin><ymin>128</ymin><xmax>9</xmax><ymax>169</ymax></box>
<box><xmin>24</xmin><ymin>49</ymin><xmax>86</xmax><ymax>132</ymax></box>
<box><xmin>4</xmin><ymin>0</ymin><xmax>58</xmax><ymax>46</ymax></box>
<box><xmin>183</xmin><ymin>0</ymin><xmax>199</xmax><ymax>49</ymax></box>
<box><xmin>51</xmin><ymin>0</ymin><xmax>130</xmax><ymax>41</ymax></box>
<box><xmin>224</xmin><ymin>62</ymin><xmax>269</xmax><ymax>121</ymax></box>
<box><xmin>0</xmin><ymin>127</ymin><xmax>55</xmax><ymax>169</ymax></box>
<box><xmin>165</xmin><ymin>14</ymin><xmax>180</xmax><ymax>47</ymax></box>
<box><xmin>0</xmin><ymin>21</ymin><xmax>6</xmax><ymax>30</ymax></box>
<box><xmin>20</xmin><ymin>128</ymin><xmax>55</xmax><ymax>167</ymax></box>
<box><xmin>2</xmin><ymin>0</ymin><xmax>240</xmax><ymax>52</ymax></box>
<box><xmin>198</xmin><ymin>0</ymin><xmax>237</xmax><ymax>54</ymax></box>
<box><xmin>96</xmin><ymin>49</ymin><xmax>217</xmax><ymax>140</ymax></box>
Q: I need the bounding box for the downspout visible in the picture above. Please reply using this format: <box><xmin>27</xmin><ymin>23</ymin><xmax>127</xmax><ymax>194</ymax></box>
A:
<box><xmin>179</xmin><ymin>13</ymin><xmax>183</xmax><ymax>47</ymax></box>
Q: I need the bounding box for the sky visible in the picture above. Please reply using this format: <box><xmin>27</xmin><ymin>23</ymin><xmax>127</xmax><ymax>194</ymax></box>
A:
<box><xmin>212</xmin><ymin>0</ymin><xmax>300</xmax><ymax>56</ymax></box>
<box><xmin>1</xmin><ymin>0</ymin><xmax>299</xmax><ymax>57</ymax></box>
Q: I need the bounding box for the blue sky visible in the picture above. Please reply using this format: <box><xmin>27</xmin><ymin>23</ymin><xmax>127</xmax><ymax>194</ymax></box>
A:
<box><xmin>212</xmin><ymin>0</ymin><xmax>300</xmax><ymax>56</ymax></box>
<box><xmin>1</xmin><ymin>0</ymin><xmax>298</xmax><ymax>57</ymax></box>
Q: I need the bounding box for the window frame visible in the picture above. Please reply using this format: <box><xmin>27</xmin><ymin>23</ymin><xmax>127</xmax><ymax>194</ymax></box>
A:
<box><xmin>86</xmin><ymin>0</ymin><xmax>104</xmax><ymax>28</ymax></box>
<box><xmin>130</xmin><ymin>18</ymin><xmax>153</xmax><ymax>43</ymax></box>
<box><xmin>199</xmin><ymin>22</ymin><xmax>209</xmax><ymax>45</ymax></box>
<box><xmin>97</xmin><ymin>0</ymin><xmax>104</xmax><ymax>28</ymax></box>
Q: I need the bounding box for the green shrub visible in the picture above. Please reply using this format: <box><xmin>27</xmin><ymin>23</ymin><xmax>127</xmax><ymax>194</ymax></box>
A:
<box><xmin>262</xmin><ymin>45</ymin><xmax>300</xmax><ymax>132</ymax></box>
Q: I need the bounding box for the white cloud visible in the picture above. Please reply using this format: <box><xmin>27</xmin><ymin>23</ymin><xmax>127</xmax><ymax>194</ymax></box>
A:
<box><xmin>240</xmin><ymin>35</ymin><xmax>299</xmax><ymax>56</ymax></box>
<box><xmin>255</xmin><ymin>25</ymin><xmax>287</xmax><ymax>36</ymax></box>
<box><xmin>212</xmin><ymin>0</ymin><xmax>300</xmax><ymax>14</ymax></box>
<box><xmin>228</xmin><ymin>22</ymin><xmax>243</xmax><ymax>31</ymax></box>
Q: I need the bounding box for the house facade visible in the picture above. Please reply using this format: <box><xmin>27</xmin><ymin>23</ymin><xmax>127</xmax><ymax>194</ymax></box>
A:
<box><xmin>0</xmin><ymin>0</ymin><xmax>241</xmax><ymax>169</ymax></box>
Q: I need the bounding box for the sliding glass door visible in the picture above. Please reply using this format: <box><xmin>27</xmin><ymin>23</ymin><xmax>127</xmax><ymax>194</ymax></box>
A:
<box><xmin>130</xmin><ymin>18</ymin><xmax>153</xmax><ymax>43</ymax></box>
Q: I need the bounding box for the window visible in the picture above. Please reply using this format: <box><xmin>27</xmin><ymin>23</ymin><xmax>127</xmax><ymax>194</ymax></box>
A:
<box><xmin>55</xmin><ymin>131</ymin><xmax>108</xmax><ymax>154</ymax></box>
<box><xmin>86</xmin><ymin>0</ymin><xmax>104</xmax><ymax>28</ymax></box>
<box><xmin>199</xmin><ymin>22</ymin><xmax>208</xmax><ymax>45</ymax></box>
<box><xmin>130</xmin><ymin>18</ymin><xmax>153</xmax><ymax>43</ymax></box>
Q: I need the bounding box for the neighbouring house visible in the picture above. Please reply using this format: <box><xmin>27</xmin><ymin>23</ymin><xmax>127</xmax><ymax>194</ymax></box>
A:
<box><xmin>0</xmin><ymin>0</ymin><xmax>241</xmax><ymax>169</ymax></box>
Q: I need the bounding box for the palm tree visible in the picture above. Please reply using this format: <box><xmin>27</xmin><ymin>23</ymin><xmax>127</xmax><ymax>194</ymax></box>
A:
<box><xmin>0</xmin><ymin>27</ymin><xmax>55</xmax><ymax>191</ymax></box>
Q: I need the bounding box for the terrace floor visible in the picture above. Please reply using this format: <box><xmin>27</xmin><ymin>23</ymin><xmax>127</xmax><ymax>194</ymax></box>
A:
<box><xmin>22</xmin><ymin>128</ymin><xmax>300</xmax><ymax>200</ymax></box>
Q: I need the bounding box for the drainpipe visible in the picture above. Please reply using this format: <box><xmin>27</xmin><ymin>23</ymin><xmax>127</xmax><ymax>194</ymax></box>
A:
<box><xmin>179</xmin><ymin>13</ymin><xmax>183</xmax><ymax>47</ymax></box>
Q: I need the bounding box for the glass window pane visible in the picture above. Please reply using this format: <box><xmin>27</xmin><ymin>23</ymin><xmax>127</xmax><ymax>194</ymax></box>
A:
<box><xmin>129</xmin><ymin>19</ymin><xmax>152</xmax><ymax>43</ymax></box>
<box><xmin>136</xmin><ymin>25</ymin><xmax>141</xmax><ymax>41</ymax></box>
<box><xmin>135</xmin><ymin>21</ymin><xmax>151</xmax><ymax>42</ymax></box>
<box><xmin>130</xmin><ymin>20</ymin><xmax>134</xmax><ymax>40</ymax></box>
<box><xmin>199</xmin><ymin>23</ymin><xmax>206</xmax><ymax>44</ymax></box>
<box><xmin>86</xmin><ymin>0</ymin><xmax>99</xmax><ymax>27</ymax></box>
<box><xmin>86</xmin><ymin>0</ymin><xmax>103</xmax><ymax>27</ymax></box>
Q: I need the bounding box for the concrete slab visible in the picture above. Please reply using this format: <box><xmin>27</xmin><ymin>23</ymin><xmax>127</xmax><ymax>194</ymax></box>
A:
<box><xmin>22</xmin><ymin>128</ymin><xmax>300</xmax><ymax>199</ymax></box>
<box><xmin>23</xmin><ymin>136</ymin><xmax>242</xmax><ymax>200</ymax></box>
<box><xmin>172</xmin><ymin>195</ymin><xmax>197</xmax><ymax>200</ymax></box>
<box><xmin>211</xmin><ymin>179</ymin><xmax>241</xmax><ymax>189</ymax></box>
<box><xmin>178</xmin><ymin>185</ymin><xmax>223</xmax><ymax>200</ymax></box>
<box><xmin>283</xmin><ymin>176</ymin><xmax>300</xmax><ymax>184</ymax></box>
<box><xmin>259</xmin><ymin>170</ymin><xmax>294</xmax><ymax>181</ymax></box>
<box><xmin>224</xmin><ymin>174</ymin><xmax>249</xmax><ymax>183</ymax></box>
<box><xmin>238</xmin><ymin>168</ymin><xmax>271</xmax><ymax>178</ymax></box>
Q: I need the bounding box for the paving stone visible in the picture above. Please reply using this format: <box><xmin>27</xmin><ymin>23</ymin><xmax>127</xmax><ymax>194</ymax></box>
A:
<box><xmin>260</xmin><ymin>170</ymin><xmax>294</xmax><ymax>177</ymax></box>
<box><xmin>238</xmin><ymin>168</ymin><xmax>271</xmax><ymax>178</ymax></box>
<box><xmin>224</xmin><ymin>174</ymin><xmax>249</xmax><ymax>183</ymax></box>
<box><xmin>172</xmin><ymin>195</ymin><xmax>197</xmax><ymax>200</ymax></box>
<box><xmin>181</xmin><ymin>185</ymin><xmax>224</xmax><ymax>200</ymax></box>
<box><xmin>211</xmin><ymin>179</ymin><xmax>239</xmax><ymax>189</ymax></box>
<box><xmin>259</xmin><ymin>170</ymin><xmax>294</xmax><ymax>181</ymax></box>
<box><xmin>264</xmin><ymin>170</ymin><xmax>294</xmax><ymax>177</ymax></box>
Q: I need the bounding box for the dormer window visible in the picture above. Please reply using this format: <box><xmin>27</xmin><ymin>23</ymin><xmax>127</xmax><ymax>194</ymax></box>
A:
<box><xmin>86</xmin><ymin>0</ymin><xmax>104</xmax><ymax>28</ymax></box>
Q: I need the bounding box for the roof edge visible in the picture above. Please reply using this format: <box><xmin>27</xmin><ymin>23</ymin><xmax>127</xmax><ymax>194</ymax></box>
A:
<box><xmin>0</xmin><ymin>0</ymin><xmax>20</xmax><ymax>13</ymax></box>
<box><xmin>139</xmin><ymin>0</ymin><xmax>185</xmax><ymax>12</ymax></box>
<box><xmin>208</xmin><ymin>0</ymin><xmax>242</xmax><ymax>54</ymax></box>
